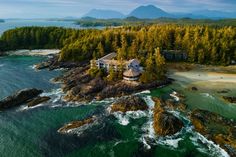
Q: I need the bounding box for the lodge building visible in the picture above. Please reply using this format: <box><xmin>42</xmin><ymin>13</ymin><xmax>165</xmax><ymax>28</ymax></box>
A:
<box><xmin>91</xmin><ymin>53</ymin><xmax>143</xmax><ymax>81</ymax></box>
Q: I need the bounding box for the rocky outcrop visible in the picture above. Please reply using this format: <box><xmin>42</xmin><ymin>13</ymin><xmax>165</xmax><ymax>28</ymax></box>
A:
<box><xmin>0</xmin><ymin>88</ymin><xmax>43</xmax><ymax>110</ymax></box>
<box><xmin>190</xmin><ymin>109</ymin><xmax>236</xmax><ymax>157</ymax></box>
<box><xmin>191</xmin><ymin>87</ymin><xmax>198</xmax><ymax>91</ymax></box>
<box><xmin>58</xmin><ymin>117</ymin><xmax>95</xmax><ymax>134</ymax></box>
<box><xmin>59</xmin><ymin>64</ymin><xmax>171</xmax><ymax>102</ymax></box>
<box><xmin>27</xmin><ymin>96</ymin><xmax>51</xmax><ymax>107</ymax></box>
<box><xmin>222</xmin><ymin>96</ymin><xmax>236</xmax><ymax>103</ymax></box>
<box><xmin>153</xmin><ymin>100</ymin><xmax>184</xmax><ymax>136</ymax></box>
<box><xmin>153</xmin><ymin>97</ymin><xmax>187</xmax><ymax>111</ymax></box>
<box><xmin>217</xmin><ymin>89</ymin><xmax>230</xmax><ymax>94</ymax></box>
<box><xmin>110</xmin><ymin>95</ymin><xmax>148</xmax><ymax>113</ymax></box>
<box><xmin>35</xmin><ymin>55</ymin><xmax>84</xmax><ymax>70</ymax></box>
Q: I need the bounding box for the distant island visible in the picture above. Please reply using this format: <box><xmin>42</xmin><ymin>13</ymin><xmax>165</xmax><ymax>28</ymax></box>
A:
<box><xmin>0</xmin><ymin>19</ymin><xmax>4</xmax><ymax>23</ymax></box>
<box><xmin>76</xmin><ymin>17</ymin><xmax>236</xmax><ymax>27</ymax></box>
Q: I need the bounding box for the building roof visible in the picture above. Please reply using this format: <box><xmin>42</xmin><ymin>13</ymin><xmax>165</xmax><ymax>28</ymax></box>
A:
<box><xmin>99</xmin><ymin>52</ymin><xmax>117</xmax><ymax>61</ymax></box>
<box><xmin>102</xmin><ymin>59</ymin><xmax>123</xmax><ymax>66</ymax></box>
<box><xmin>123</xmin><ymin>68</ymin><xmax>141</xmax><ymax>77</ymax></box>
<box><xmin>127</xmin><ymin>59</ymin><xmax>140</xmax><ymax>65</ymax></box>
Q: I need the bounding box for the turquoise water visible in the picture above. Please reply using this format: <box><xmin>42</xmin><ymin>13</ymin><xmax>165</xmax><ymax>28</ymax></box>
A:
<box><xmin>0</xmin><ymin>56</ymin><xmax>60</xmax><ymax>99</ymax></box>
<box><xmin>0</xmin><ymin>56</ymin><xmax>234</xmax><ymax>157</ymax></box>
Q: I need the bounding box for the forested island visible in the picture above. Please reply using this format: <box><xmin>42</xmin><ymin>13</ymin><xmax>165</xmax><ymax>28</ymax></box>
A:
<box><xmin>75</xmin><ymin>17</ymin><xmax>236</xmax><ymax>27</ymax></box>
<box><xmin>0</xmin><ymin>24</ymin><xmax>235</xmax><ymax>65</ymax></box>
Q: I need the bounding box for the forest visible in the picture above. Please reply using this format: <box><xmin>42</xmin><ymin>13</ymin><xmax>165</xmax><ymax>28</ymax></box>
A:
<box><xmin>75</xmin><ymin>17</ymin><xmax>236</xmax><ymax>27</ymax></box>
<box><xmin>0</xmin><ymin>25</ymin><xmax>235</xmax><ymax>66</ymax></box>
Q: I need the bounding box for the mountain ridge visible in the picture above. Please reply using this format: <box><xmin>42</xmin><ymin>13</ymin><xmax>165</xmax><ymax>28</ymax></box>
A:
<box><xmin>82</xmin><ymin>5</ymin><xmax>236</xmax><ymax>19</ymax></box>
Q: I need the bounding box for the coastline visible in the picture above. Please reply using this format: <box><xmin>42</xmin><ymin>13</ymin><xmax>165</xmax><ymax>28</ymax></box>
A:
<box><xmin>1</xmin><ymin>54</ymin><xmax>236</xmax><ymax>156</ymax></box>
<box><xmin>5</xmin><ymin>49</ymin><xmax>60</xmax><ymax>56</ymax></box>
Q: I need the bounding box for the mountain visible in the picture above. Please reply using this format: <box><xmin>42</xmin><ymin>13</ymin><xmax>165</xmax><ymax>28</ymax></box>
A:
<box><xmin>128</xmin><ymin>5</ymin><xmax>171</xmax><ymax>19</ymax></box>
<box><xmin>83</xmin><ymin>9</ymin><xmax>125</xmax><ymax>19</ymax></box>
<box><xmin>191</xmin><ymin>10</ymin><xmax>236</xmax><ymax>19</ymax></box>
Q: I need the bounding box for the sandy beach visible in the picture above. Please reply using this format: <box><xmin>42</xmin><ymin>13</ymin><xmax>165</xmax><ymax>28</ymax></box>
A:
<box><xmin>6</xmin><ymin>49</ymin><xmax>60</xmax><ymax>56</ymax></box>
<box><xmin>168</xmin><ymin>63</ymin><xmax>236</xmax><ymax>91</ymax></box>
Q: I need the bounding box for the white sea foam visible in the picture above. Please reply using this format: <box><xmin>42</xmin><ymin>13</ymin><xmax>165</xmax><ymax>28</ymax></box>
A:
<box><xmin>113</xmin><ymin>112</ymin><xmax>127</xmax><ymax>125</ymax></box>
<box><xmin>0</xmin><ymin>64</ymin><xmax>4</xmax><ymax>67</ymax></box>
<box><xmin>113</xmin><ymin>110</ymin><xmax>148</xmax><ymax>126</ymax></box>
<box><xmin>136</xmin><ymin>90</ymin><xmax>151</xmax><ymax>94</ymax></box>
<box><xmin>142</xmin><ymin>95</ymin><xmax>155</xmax><ymax>109</ymax></box>
<box><xmin>170</xmin><ymin>91</ymin><xmax>180</xmax><ymax>101</ymax></box>
<box><xmin>158</xmin><ymin>138</ymin><xmax>183</xmax><ymax>149</ymax></box>
<box><xmin>190</xmin><ymin>132</ymin><xmax>230</xmax><ymax>157</ymax></box>
<box><xmin>200</xmin><ymin>93</ymin><xmax>215</xmax><ymax>100</ymax></box>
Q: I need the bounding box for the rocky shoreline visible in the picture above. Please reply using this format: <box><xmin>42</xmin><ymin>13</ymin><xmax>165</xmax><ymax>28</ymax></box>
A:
<box><xmin>0</xmin><ymin>88</ymin><xmax>43</xmax><ymax>110</ymax></box>
<box><xmin>49</xmin><ymin>64</ymin><xmax>172</xmax><ymax>103</ymax></box>
<box><xmin>1</xmin><ymin>55</ymin><xmax>235</xmax><ymax>156</ymax></box>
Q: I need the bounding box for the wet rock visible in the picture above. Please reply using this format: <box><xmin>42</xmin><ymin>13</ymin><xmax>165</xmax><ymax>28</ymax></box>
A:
<box><xmin>27</xmin><ymin>96</ymin><xmax>51</xmax><ymax>107</ymax></box>
<box><xmin>0</xmin><ymin>88</ymin><xmax>43</xmax><ymax>110</ymax></box>
<box><xmin>153</xmin><ymin>104</ymin><xmax>184</xmax><ymax>136</ymax></box>
<box><xmin>222</xmin><ymin>96</ymin><xmax>236</xmax><ymax>103</ymax></box>
<box><xmin>35</xmin><ymin>61</ymin><xmax>51</xmax><ymax>70</ymax></box>
<box><xmin>110</xmin><ymin>95</ymin><xmax>148</xmax><ymax>113</ymax></box>
<box><xmin>191</xmin><ymin>87</ymin><xmax>198</xmax><ymax>91</ymax></box>
<box><xmin>153</xmin><ymin>97</ymin><xmax>187</xmax><ymax>111</ymax></box>
<box><xmin>58</xmin><ymin>117</ymin><xmax>95</xmax><ymax>134</ymax></box>
<box><xmin>80</xmin><ymin>77</ymin><xmax>106</xmax><ymax>96</ymax></box>
<box><xmin>190</xmin><ymin>109</ymin><xmax>236</xmax><ymax>157</ymax></box>
<box><xmin>217</xmin><ymin>89</ymin><xmax>230</xmax><ymax>94</ymax></box>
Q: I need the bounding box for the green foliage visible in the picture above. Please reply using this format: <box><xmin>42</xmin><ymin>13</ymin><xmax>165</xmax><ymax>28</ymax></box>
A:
<box><xmin>0</xmin><ymin>25</ymin><xmax>235</xmax><ymax>66</ymax></box>
<box><xmin>107</xmin><ymin>67</ymin><xmax>117</xmax><ymax>82</ymax></box>
<box><xmin>155</xmin><ymin>47</ymin><xmax>166</xmax><ymax>79</ymax></box>
<box><xmin>75</xmin><ymin>18</ymin><xmax>236</xmax><ymax>27</ymax></box>
<box><xmin>140</xmin><ymin>47</ymin><xmax>166</xmax><ymax>83</ymax></box>
<box><xmin>0</xmin><ymin>27</ymin><xmax>75</xmax><ymax>50</ymax></box>
<box><xmin>88</xmin><ymin>59</ymin><xmax>105</xmax><ymax>77</ymax></box>
<box><xmin>88</xmin><ymin>67</ymin><xmax>105</xmax><ymax>78</ymax></box>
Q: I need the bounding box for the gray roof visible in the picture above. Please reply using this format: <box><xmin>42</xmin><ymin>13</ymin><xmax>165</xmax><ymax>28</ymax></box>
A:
<box><xmin>123</xmin><ymin>68</ymin><xmax>141</xmax><ymax>77</ymax></box>
<box><xmin>99</xmin><ymin>53</ymin><xmax>117</xmax><ymax>60</ymax></box>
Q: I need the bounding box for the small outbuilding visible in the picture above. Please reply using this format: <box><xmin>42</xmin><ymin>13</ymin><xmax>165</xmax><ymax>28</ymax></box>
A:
<box><xmin>123</xmin><ymin>68</ymin><xmax>141</xmax><ymax>81</ymax></box>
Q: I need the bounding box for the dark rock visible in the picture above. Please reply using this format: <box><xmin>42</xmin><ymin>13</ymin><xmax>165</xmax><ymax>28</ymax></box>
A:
<box><xmin>217</xmin><ymin>89</ymin><xmax>230</xmax><ymax>94</ymax></box>
<box><xmin>58</xmin><ymin>117</ymin><xmax>95</xmax><ymax>134</ymax></box>
<box><xmin>0</xmin><ymin>88</ymin><xmax>43</xmax><ymax>110</ymax></box>
<box><xmin>191</xmin><ymin>87</ymin><xmax>198</xmax><ymax>91</ymax></box>
<box><xmin>27</xmin><ymin>96</ymin><xmax>51</xmax><ymax>107</ymax></box>
<box><xmin>153</xmin><ymin>103</ymin><xmax>183</xmax><ymax>136</ymax></box>
<box><xmin>153</xmin><ymin>97</ymin><xmax>187</xmax><ymax>111</ymax></box>
<box><xmin>35</xmin><ymin>61</ymin><xmax>51</xmax><ymax>70</ymax></box>
<box><xmin>222</xmin><ymin>96</ymin><xmax>236</xmax><ymax>103</ymax></box>
<box><xmin>110</xmin><ymin>95</ymin><xmax>148</xmax><ymax>113</ymax></box>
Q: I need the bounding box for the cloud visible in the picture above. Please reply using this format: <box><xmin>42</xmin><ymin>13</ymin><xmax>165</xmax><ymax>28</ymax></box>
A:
<box><xmin>0</xmin><ymin>0</ymin><xmax>235</xmax><ymax>18</ymax></box>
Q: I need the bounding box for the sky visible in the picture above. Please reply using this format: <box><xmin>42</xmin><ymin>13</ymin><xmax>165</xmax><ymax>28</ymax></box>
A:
<box><xmin>0</xmin><ymin>0</ymin><xmax>236</xmax><ymax>18</ymax></box>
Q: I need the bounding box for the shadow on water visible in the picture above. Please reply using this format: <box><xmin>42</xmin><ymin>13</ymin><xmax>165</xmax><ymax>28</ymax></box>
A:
<box><xmin>39</xmin><ymin>107</ymin><xmax>121</xmax><ymax>157</ymax></box>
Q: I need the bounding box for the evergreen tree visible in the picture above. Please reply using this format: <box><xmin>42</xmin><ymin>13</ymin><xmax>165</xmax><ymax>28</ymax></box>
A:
<box><xmin>154</xmin><ymin>47</ymin><xmax>166</xmax><ymax>79</ymax></box>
